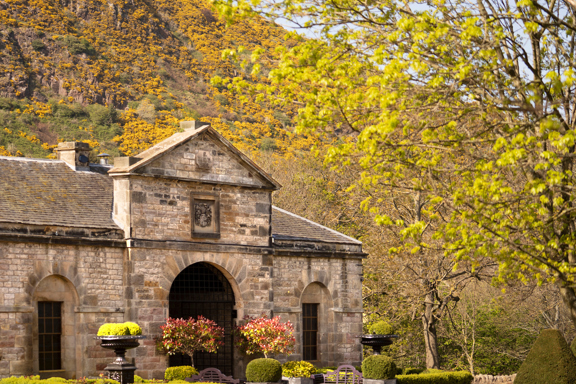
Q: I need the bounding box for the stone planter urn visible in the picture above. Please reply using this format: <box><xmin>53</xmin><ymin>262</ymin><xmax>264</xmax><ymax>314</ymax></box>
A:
<box><xmin>95</xmin><ymin>335</ymin><xmax>146</xmax><ymax>384</ymax></box>
<box><xmin>359</xmin><ymin>335</ymin><xmax>399</xmax><ymax>355</ymax></box>
<box><xmin>249</xmin><ymin>382</ymin><xmax>282</xmax><ymax>384</ymax></box>
<box><xmin>364</xmin><ymin>379</ymin><xmax>397</xmax><ymax>384</ymax></box>
<box><xmin>282</xmin><ymin>377</ymin><xmax>314</xmax><ymax>384</ymax></box>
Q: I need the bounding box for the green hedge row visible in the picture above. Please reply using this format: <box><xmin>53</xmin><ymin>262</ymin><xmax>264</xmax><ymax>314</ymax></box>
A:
<box><xmin>396</xmin><ymin>371</ymin><xmax>473</xmax><ymax>384</ymax></box>
<box><xmin>163</xmin><ymin>366</ymin><xmax>199</xmax><ymax>381</ymax></box>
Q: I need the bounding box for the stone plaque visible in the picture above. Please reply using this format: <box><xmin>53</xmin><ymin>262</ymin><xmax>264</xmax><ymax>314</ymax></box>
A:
<box><xmin>196</xmin><ymin>150</ymin><xmax>213</xmax><ymax>168</ymax></box>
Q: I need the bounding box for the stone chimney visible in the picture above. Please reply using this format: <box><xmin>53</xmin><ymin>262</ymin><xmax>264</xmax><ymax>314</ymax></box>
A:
<box><xmin>180</xmin><ymin>120</ymin><xmax>209</xmax><ymax>130</ymax></box>
<box><xmin>56</xmin><ymin>142</ymin><xmax>91</xmax><ymax>171</ymax></box>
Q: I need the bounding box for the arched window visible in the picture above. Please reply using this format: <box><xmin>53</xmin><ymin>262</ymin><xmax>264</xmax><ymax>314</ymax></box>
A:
<box><xmin>301</xmin><ymin>282</ymin><xmax>334</xmax><ymax>362</ymax></box>
<box><xmin>33</xmin><ymin>275</ymin><xmax>79</xmax><ymax>379</ymax></box>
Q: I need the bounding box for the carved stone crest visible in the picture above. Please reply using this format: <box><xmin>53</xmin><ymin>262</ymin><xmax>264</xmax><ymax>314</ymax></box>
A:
<box><xmin>196</xmin><ymin>150</ymin><xmax>213</xmax><ymax>169</ymax></box>
<box><xmin>191</xmin><ymin>193</ymin><xmax>220</xmax><ymax>238</ymax></box>
<box><xmin>195</xmin><ymin>203</ymin><xmax>212</xmax><ymax>228</ymax></box>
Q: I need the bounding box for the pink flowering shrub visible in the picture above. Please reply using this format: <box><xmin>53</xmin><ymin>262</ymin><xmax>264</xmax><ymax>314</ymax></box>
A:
<box><xmin>160</xmin><ymin>316</ymin><xmax>224</xmax><ymax>367</ymax></box>
<box><xmin>235</xmin><ymin>315</ymin><xmax>296</xmax><ymax>358</ymax></box>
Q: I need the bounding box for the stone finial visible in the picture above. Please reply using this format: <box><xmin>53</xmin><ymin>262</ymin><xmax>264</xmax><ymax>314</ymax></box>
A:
<box><xmin>56</xmin><ymin>142</ymin><xmax>91</xmax><ymax>171</ymax></box>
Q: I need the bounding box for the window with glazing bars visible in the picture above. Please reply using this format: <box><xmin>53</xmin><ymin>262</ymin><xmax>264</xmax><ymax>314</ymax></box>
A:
<box><xmin>38</xmin><ymin>302</ymin><xmax>62</xmax><ymax>371</ymax></box>
<box><xmin>302</xmin><ymin>303</ymin><xmax>318</xmax><ymax>361</ymax></box>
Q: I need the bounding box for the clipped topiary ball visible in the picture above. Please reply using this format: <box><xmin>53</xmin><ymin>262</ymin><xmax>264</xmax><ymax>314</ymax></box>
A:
<box><xmin>368</xmin><ymin>321</ymin><xmax>394</xmax><ymax>335</ymax></box>
<box><xmin>515</xmin><ymin>329</ymin><xmax>576</xmax><ymax>384</ymax></box>
<box><xmin>362</xmin><ymin>355</ymin><xmax>397</xmax><ymax>380</ymax></box>
<box><xmin>246</xmin><ymin>358</ymin><xmax>283</xmax><ymax>383</ymax></box>
<box><xmin>165</xmin><ymin>366</ymin><xmax>199</xmax><ymax>381</ymax></box>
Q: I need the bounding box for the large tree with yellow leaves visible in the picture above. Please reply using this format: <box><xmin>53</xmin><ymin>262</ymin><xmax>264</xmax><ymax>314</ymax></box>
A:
<box><xmin>213</xmin><ymin>0</ymin><xmax>576</xmax><ymax>349</ymax></box>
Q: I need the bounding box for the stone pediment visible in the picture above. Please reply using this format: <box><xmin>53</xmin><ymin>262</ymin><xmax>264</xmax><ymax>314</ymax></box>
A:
<box><xmin>109</xmin><ymin>122</ymin><xmax>281</xmax><ymax>190</ymax></box>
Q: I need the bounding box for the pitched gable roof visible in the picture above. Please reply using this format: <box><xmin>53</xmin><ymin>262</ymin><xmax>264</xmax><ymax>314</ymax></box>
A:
<box><xmin>0</xmin><ymin>157</ymin><xmax>118</xmax><ymax>229</ymax></box>
<box><xmin>109</xmin><ymin>124</ymin><xmax>281</xmax><ymax>190</ymax></box>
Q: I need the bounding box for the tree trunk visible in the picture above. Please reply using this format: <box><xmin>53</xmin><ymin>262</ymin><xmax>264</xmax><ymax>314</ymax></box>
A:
<box><xmin>422</xmin><ymin>290</ymin><xmax>440</xmax><ymax>369</ymax></box>
<box><xmin>559</xmin><ymin>284</ymin><xmax>576</xmax><ymax>329</ymax></box>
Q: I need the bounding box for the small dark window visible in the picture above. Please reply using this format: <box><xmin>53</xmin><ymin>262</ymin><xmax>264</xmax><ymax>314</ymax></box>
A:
<box><xmin>38</xmin><ymin>302</ymin><xmax>62</xmax><ymax>371</ymax></box>
<box><xmin>302</xmin><ymin>303</ymin><xmax>318</xmax><ymax>361</ymax></box>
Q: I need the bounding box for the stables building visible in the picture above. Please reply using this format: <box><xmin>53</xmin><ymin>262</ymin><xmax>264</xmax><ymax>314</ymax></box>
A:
<box><xmin>0</xmin><ymin>121</ymin><xmax>365</xmax><ymax>379</ymax></box>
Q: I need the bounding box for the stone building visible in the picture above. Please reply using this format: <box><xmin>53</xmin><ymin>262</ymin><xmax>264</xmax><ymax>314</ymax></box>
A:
<box><xmin>0</xmin><ymin>121</ymin><xmax>365</xmax><ymax>379</ymax></box>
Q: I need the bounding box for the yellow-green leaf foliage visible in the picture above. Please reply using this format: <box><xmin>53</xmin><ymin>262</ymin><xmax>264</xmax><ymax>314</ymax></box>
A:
<box><xmin>368</xmin><ymin>321</ymin><xmax>394</xmax><ymax>335</ymax></box>
<box><xmin>97</xmin><ymin>321</ymin><xmax>142</xmax><ymax>336</ymax></box>
<box><xmin>164</xmin><ymin>366</ymin><xmax>199</xmax><ymax>381</ymax></box>
<box><xmin>281</xmin><ymin>361</ymin><xmax>317</xmax><ymax>378</ymax></box>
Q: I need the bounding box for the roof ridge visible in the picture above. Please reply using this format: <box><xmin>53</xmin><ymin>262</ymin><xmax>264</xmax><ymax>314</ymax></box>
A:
<box><xmin>272</xmin><ymin>205</ymin><xmax>362</xmax><ymax>244</ymax></box>
<box><xmin>0</xmin><ymin>156</ymin><xmax>61</xmax><ymax>163</ymax></box>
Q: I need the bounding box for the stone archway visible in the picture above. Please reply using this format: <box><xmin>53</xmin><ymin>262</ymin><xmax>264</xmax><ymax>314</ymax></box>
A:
<box><xmin>32</xmin><ymin>274</ymin><xmax>80</xmax><ymax>379</ymax></box>
<box><xmin>168</xmin><ymin>262</ymin><xmax>236</xmax><ymax>375</ymax></box>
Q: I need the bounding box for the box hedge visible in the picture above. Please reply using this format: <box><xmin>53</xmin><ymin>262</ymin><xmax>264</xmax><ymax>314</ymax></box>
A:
<box><xmin>396</xmin><ymin>371</ymin><xmax>473</xmax><ymax>384</ymax></box>
<box><xmin>165</xmin><ymin>366</ymin><xmax>199</xmax><ymax>381</ymax></box>
<box><xmin>246</xmin><ymin>358</ymin><xmax>283</xmax><ymax>382</ymax></box>
<box><xmin>362</xmin><ymin>355</ymin><xmax>396</xmax><ymax>380</ymax></box>
<box><xmin>401</xmin><ymin>368</ymin><xmax>425</xmax><ymax>375</ymax></box>
<box><xmin>514</xmin><ymin>329</ymin><xmax>576</xmax><ymax>384</ymax></box>
<box><xmin>282</xmin><ymin>361</ymin><xmax>317</xmax><ymax>378</ymax></box>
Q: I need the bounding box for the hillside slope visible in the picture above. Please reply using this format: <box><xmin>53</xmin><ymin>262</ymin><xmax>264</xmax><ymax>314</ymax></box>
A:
<box><xmin>0</xmin><ymin>0</ymin><xmax>306</xmax><ymax>159</ymax></box>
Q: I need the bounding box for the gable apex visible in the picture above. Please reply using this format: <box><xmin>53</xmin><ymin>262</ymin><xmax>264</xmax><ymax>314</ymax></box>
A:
<box><xmin>109</xmin><ymin>121</ymin><xmax>281</xmax><ymax>190</ymax></box>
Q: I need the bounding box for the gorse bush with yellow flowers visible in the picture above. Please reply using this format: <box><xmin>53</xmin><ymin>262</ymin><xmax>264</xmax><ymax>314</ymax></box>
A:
<box><xmin>0</xmin><ymin>0</ymin><xmax>316</xmax><ymax>161</ymax></box>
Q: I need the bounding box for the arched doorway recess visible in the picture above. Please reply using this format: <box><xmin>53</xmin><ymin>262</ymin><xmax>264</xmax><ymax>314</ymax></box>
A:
<box><xmin>169</xmin><ymin>262</ymin><xmax>235</xmax><ymax>375</ymax></box>
<box><xmin>301</xmin><ymin>282</ymin><xmax>334</xmax><ymax>363</ymax></box>
<box><xmin>33</xmin><ymin>274</ymin><xmax>80</xmax><ymax>379</ymax></box>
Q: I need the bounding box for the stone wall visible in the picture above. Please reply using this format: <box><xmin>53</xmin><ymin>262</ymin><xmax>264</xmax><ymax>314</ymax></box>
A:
<box><xmin>126</xmin><ymin>247</ymin><xmax>364</xmax><ymax>379</ymax></box>
<box><xmin>139</xmin><ymin>132</ymin><xmax>269</xmax><ymax>188</ymax></box>
<box><xmin>0</xmin><ymin>239</ymin><xmax>364</xmax><ymax>380</ymax></box>
<box><xmin>0</xmin><ymin>241</ymin><xmax>125</xmax><ymax>379</ymax></box>
<box><xmin>473</xmin><ymin>374</ymin><xmax>516</xmax><ymax>384</ymax></box>
<box><xmin>127</xmin><ymin>178</ymin><xmax>271</xmax><ymax>246</ymax></box>
<box><xmin>273</xmin><ymin>256</ymin><xmax>363</xmax><ymax>366</ymax></box>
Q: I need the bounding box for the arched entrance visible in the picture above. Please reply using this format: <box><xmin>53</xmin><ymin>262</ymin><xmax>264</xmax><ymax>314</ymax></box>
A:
<box><xmin>169</xmin><ymin>262</ymin><xmax>235</xmax><ymax>375</ymax></box>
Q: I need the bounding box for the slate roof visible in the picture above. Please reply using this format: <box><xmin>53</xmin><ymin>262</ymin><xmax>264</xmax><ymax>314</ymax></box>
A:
<box><xmin>0</xmin><ymin>157</ymin><xmax>361</xmax><ymax>246</ymax></box>
<box><xmin>271</xmin><ymin>206</ymin><xmax>362</xmax><ymax>244</ymax></box>
<box><xmin>0</xmin><ymin>157</ymin><xmax>118</xmax><ymax>229</ymax></box>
